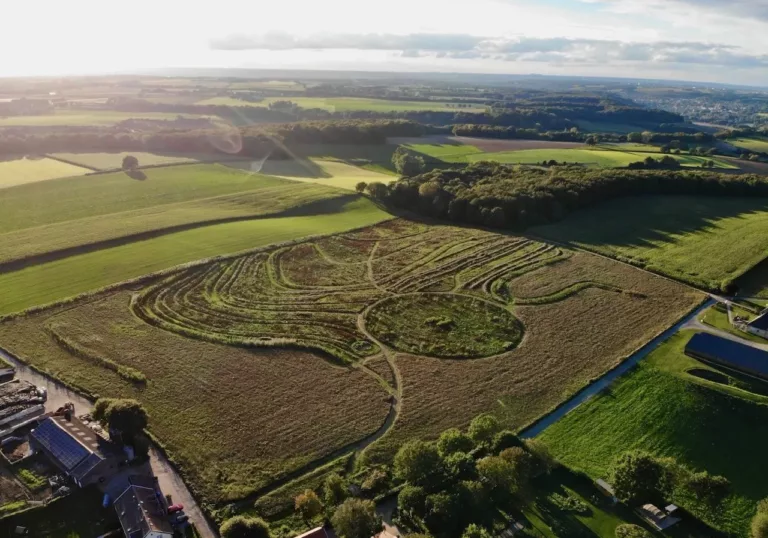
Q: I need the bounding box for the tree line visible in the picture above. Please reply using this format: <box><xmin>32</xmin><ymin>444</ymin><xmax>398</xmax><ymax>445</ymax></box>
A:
<box><xmin>0</xmin><ymin>119</ymin><xmax>424</xmax><ymax>157</ymax></box>
<box><xmin>369</xmin><ymin>162</ymin><xmax>768</xmax><ymax>234</ymax></box>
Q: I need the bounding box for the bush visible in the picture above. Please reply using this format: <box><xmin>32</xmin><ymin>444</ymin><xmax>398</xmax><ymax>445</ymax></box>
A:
<box><xmin>361</xmin><ymin>468</ymin><xmax>389</xmax><ymax>495</ymax></box>
<box><xmin>393</xmin><ymin>441</ymin><xmax>447</xmax><ymax>492</ymax></box>
<box><xmin>220</xmin><ymin>516</ymin><xmax>271</xmax><ymax>538</ymax></box>
<box><xmin>468</xmin><ymin>414</ymin><xmax>501</xmax><ymax>448</ymax></box>
<box><xmin>331</xmin><ymin>499</ymin><xmax>381</xmax><ymax>538</ymax></box>
<box><xmin>685</xmin><ymin>471</ymin><xmax>730</xmax><ymax>503</ymax></box>
<box><xmin>615</xmin><ymin>524</ymin><xmax>653</xmax><ymax>538</ymax></box>
<box><xmin>437</xmin><ymin>428</ymin><xmax>474</xmax><ymax>457</ymax></box>
<box><xmin>398</xmin><ymin>485</ymin><xmax>427</xmax><ymax>518</ymax></box>
<box><xmin>295</xmin><ymin>489</ymin><xmax>323</xmax><ymax>522</ymax></box>
<box><xmin>492</xmin><ymin>430</ymin><xmax>521</xmax><ymax>453</ymax></box>
<box><xmin>752</xmin><ymin>499</ymin><xmax>768</xmax><ymax>538</ymax></box>
<box><xmin>610</xmin><ymin>451</ymin><xmax>666</xmax><ymax>504</ymax></box>
<box><xmin>524</xmin><ymin>439</ymin><xmax>557</xmax><ymax>476</ymax></box>
<box><xmin>323</xmin><ymin>473</ymin><xmax>348</xmax><ymax>506</ymax></box>
<box><xmin>549</xmin><ymin>492</ymin><xmax>588</xmax><ymax>514</ymax></box>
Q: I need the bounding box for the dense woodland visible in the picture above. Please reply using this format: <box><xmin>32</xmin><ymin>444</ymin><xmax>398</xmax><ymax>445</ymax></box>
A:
<box><xmin>380</xmin><ymin>163</ymin><xmax>768</xmax><ymax>231</ymax></box>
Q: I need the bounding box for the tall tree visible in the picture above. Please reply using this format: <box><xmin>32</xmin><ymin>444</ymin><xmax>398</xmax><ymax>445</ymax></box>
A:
<box><xmin>220</xmin><ymin>516</ymin><xmax>271</xmax><ymax>538</ymax></box>
<box><xmin>331</xmin><ymin>499</ymin><xmax>381</xmax><ymax>538</ymax></box>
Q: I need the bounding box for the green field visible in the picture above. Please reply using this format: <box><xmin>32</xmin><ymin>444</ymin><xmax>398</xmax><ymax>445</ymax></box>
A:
<box><xmin>0</xmin><ymin>164</ymin><xmax>352</xmax><ymax>265</ymax></box>
<box><xmin>540</xmin><ymin>332</ymin><xmax>768</xmax><ymax>536</ymax></box>
<box><xmin>728</xmin><ymin>137</ymin><xmax>768</xmax><ymax>153</ymax></box>
<box><xmin>52</xmin><ymin>151</ymin><xmax>199</xmax><ymax>170</ymax></box>
<box><xmin>701</xmin><ymin>304</ymin><xmax>767</xmax><ymax>343</ymax></box>
<box><xmin>0</xmin><ymin>110</ymin><xmax>211</xmax><ymax>126</ymax></box>
<box><xmin>0</xmin><ymin>197</ymin><xmax>389</xmax><ymax>316</ymax></box>
<box><xmin>232</xmin><ymin>158</ymin><xmax>395</xmax><ymax>191</ymax></box>
<box><xmin>195</xmin><ymin>96</ymin><xmax>486</xmax><ymax>112</ymax></box>
<box><xmin>534</xmin><ymin>195</ymin><xmax>768</xmax><ymax>290</ymax></box>
<box><xmin>0</xmin><ymin>157</ymin><xmax>88</xmax><ymax>188</ymax></box>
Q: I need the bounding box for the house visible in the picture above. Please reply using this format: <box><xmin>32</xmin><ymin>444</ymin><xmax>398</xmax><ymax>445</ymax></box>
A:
<box><xmin>29</xmin><ymin>414</ymin><xmax>124</xmax><ymax>488</ymax></box>
<box><xmin>294</xmin><ymin>527</ymin><xmax>331</xmax><ymax>538</ymax></box>
<box><xmin>747</xmin><ymin>312</ymin><xmax>768</xmax><ymax>340</ymax></box>
<box><xmin>114</xmin><ymin>478</ymin><xmax>173</xmax><ymax>538</ymax></box>
<box><xmin>635</xmin><ymin>503</ymin><xmax>681</xmax><ymax>531</ymax></box>
<box><xmin>684</xmin><ymin>332</ymin><xmax>768</xmax><ymax>382</ymax></box>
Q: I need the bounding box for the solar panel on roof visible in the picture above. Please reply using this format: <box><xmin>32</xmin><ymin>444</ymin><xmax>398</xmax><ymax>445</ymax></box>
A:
<box><xmin>30</xmin><ymin>418</ymin><xmax>90</xmax><ymax>471</ymax></box>
<box><xmin>685</xmin><ymin>332</ymin><xmax>768</xmax><ymax>380</ymax></box>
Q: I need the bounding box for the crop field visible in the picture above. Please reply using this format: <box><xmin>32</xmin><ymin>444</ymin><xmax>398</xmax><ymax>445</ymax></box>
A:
<box><xmin>0</xmin><ymin>197</ymin><xmax>389</xmax><ymax>316</ymax></box>
<box><xmin>0</xmin><ymin>157</ymin><xmax>88</xmax><ymax>189</ymax></box>
<box><xmin>540</xmin><ymin>332</ymin><xmax>768</xmax><ymax>536</ymax></box>
<box><xmin>230</xmin><ymin>158</ymin><xmax>395</xmax><ymax>191</ymax></box>
<box><xmin>0</xmin><ymin>219</ymin><xmax>702</xmax><ymax>509</ymax></box>
<box><xmin>195</xmin><ymin>96</ymin><xmax>487</xmax><ymax>112</ymax></box>
<box><xmin>728</xmin><ymin>137</ymin><xmax>768</xmax><ymax>153</ymax></box>
<box><xmin>535</xmin><ymin>195</ymin><xmax>768</xmax><ymax>290</ymax></box>
<box><xmin>0</xmin><ymin>110</ymin><xmax>211</xmax><ymax>126</ymax></box>
<box><xmin>395</xmin><ymin>138</ymin><xmax>735</xmax><ymax>169</ymax></box>
<box><xmin>51</xmin><ymin>152</ymin><xmax>199</xmax><ymax>170</ymax></box>
<box><xmin>0</xmin><ymin>163</ymin><xmax>354</xmax><ymax>267</ymax></box>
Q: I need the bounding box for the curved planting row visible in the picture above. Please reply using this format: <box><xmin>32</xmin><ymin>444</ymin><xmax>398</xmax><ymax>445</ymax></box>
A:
<box><xmin>132</xmin><ymin>219</ymin><xmax>629</xmax><ymax>364</ymax></box>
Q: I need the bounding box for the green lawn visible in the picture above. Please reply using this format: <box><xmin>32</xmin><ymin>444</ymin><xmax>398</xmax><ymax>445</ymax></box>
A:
<box><xmin>0</xmin><ymin>110</ymin><xmax>211</xmax><ymax>126</ymax></box>
<box><xmin>52</xmin><ymin>151</ymin><xmax>199</xmax><ymax>170</ymax></box>
<box><xmin>0</xmin><ymin>197</ymin><xmax>391</xmax><ymax>316</ymax></box>
<box><xmin>534</xmin><ymin>195</ymin><xmax>768</xmax><ymax>290</ymax></box>
<box><xmin>195</xmin><ymin>96</ymin><xmax>487</xmax><ymax>112</ymax></box>
<box><xmin>728</xmin><ymin>137</ymin><xmax>768</xmax><ymax>153</ymax></box>
<box><xmin>701</xmin><ymin>304</ymin><xmax>768</xmax><ymax>343</ymax></box>
<box><xmin>540</xmin><ymin>331</ymin><xmax>768</xmax><ymax>537</ymax></box>
<box><xmin>254</xmin><ymin>158</ymin><xmax>395</xmax><ymax>191</ymax></box>
<box><xmin>0</xmin><ymin>157</ymin><xmax>89</xmax><ymax>189</ymax></box>
<box><xmin>403</xmin><ymin>142</ymin><xmax>484</xmax><ymax>159</ymax></box>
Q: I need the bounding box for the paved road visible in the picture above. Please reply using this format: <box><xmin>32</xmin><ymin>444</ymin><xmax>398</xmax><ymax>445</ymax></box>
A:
<box><xmin>682</xmin><ymin>315</ymin><xmax>768</xmax><ymax>351</ymax></box>
<box><xmin>0</xmin><ymin>347</ymin><xmax>218</xmax><ymax>538</ymax></box>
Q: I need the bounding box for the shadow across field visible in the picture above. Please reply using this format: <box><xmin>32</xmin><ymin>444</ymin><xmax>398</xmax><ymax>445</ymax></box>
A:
<box><xmin>0</xmin><ymin>194</ymin><xmax>361</xmax><ymax>275</ymax></box>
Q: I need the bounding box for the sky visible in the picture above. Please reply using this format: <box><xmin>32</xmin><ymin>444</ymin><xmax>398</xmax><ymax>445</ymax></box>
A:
<box><xmin>3</xmin><ymin>0</ymin><xmax>768</xmax><ymax>86</ymax></box>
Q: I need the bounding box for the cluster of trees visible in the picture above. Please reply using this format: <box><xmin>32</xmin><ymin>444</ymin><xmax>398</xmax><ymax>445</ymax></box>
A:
<box><xmin>0</xmin><ymin>119</ymin><xmax>423</xmax><ymax>157</ymax></box>
<box><xmin>0</xmin><ymin>98</ymin><xmax>53</xmax><ymax>116</ymax></box>
<box><xmin>715</xmin><ymin>126</ymin><xmax>768</xmax><ymax>140</ymax></box>
<box><xmin>392</xmin><ymin>147</ymin><xmax>426</xmax><ymax>177</ymax></box>
<box><xmin>393</xmin><ymin>414</ymin><xmax>556</xmax><ymax>538</ymax></box>
<box><xmin>610</xmin><ymin>451</ymin><xmax>731</xmax><ymax>506</ymax></box>
<box><xmin>627</xmin><ymin>156</ymin><xmax>683</xmax><ymax>170</ymax></box>
<box><xmin>91</xmin><ymin>398</ymin><xmax>150</xmax><ymax>458</ymax></box>
<box><xmin>628</xmin><ymin>131</ymin><xmax>714</xmax><ymax>145</ymax></box>
<box><xmin>451</xmin><ymin>124</ymin><xmax>585</xmax><ymax>142</ymax></box>
<box><xmin>378</xmin><ymin>163</ymin><xmax>768</xmax><ymax>237</ymax></box>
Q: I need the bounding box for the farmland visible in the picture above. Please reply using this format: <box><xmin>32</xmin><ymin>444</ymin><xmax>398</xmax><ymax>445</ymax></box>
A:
<box><xmin>397</xmin><ymin>137</ymin><xmax>737</xmax><ymax>169</ymax></box>
<box><xmin>0</xmin><ymin>110</ymin><xmax>211</xmax><ymax>126</ymax></box>
<box><xmin>534</xmin><ymin>195</ymin><xmax>768</xmax><ymax>290</ymax></box>
<box><xmin>51</xmin><ymin>151</ymin><xmax>200</xmax><ymax>170</ymax></box>
<box><xmin>0</xmin><ymin>163</ymin><xmax>356</xmax><ymax>267</ymax></box>
<box><xmin>0</xmin><ymin>219</ymin><xmax>702</xmax><ymax>509</ymax></box>
<box><xmin>194</xmin><ymin>96</ymin><xmax>487</xmax><ymax>112</ymax></box>
<box><xmin>0</xmin><ymin>197</ymin><xmax>389</xmax><ymax>316</ymax></box>
<box><xmin>540</xmin><ymin>331</ymin><xmax>768</xmax><ymax>536</ymax></box>
<box><xmin>234</xmin><ymin>158</ymin><xmax>396</xmax><ymax>191</ymax></box>
<box><xmin>728</xmin><ymin>137</ymin><xmax>768</xmax><ymax>153</ymax></box>
<box><xmin>0</xmin><ymin>157</ymin><xmax>88</xmax><ymax>188</ymax></box>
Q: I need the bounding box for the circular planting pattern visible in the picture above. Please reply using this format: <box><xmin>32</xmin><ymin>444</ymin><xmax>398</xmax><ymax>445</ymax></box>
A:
<box><xmin>365</xmin><ymin>293</ymin><xmax>524</xmax><ymax>359</ymax></box>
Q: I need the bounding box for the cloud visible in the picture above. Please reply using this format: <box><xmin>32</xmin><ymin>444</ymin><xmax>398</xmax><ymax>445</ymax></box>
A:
<box><xmin>584</xmin><ymin>0</ymin><xmax>768</xmax><ymax>22</ymax></box>
<box><xmin>210</xmin><ymin>32</ymin><xmax>768</xmax><ymax>69</ymax></box>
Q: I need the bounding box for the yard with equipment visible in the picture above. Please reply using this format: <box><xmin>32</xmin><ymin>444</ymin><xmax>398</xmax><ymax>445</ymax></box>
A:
<box><xmin>540</xmin><ymin>331</ymin><xmax>768</xmax><ymax>537</ymax></box>
<box><xmin>0</xmin><ymin>219</ymin><xmax>702</xmax><ymax>514</ymax></box>
<box><xmin>534</xmin><ymin>195</ymin><xmax>768</xmax><ymax>290</ymax></box>
<box><xmin>0</xmin><ymin>157</ymin><xmax>89</xmax><ymax>188</ymax></box>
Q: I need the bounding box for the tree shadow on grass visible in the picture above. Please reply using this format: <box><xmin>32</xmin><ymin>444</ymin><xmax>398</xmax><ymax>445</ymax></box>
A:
<box><xmin>536</xmin><ymin>195</ymin><xmax>768</xmax><ymax>253</ymax></box>
<box><xmin>125</xmin><ymin>169</ymin><xmax>147</xmax><ymax>181</ymax></box>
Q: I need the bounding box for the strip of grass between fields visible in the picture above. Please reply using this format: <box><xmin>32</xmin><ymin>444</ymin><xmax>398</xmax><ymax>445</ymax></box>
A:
<box><xmin>0</xmin><ymin>197</ymin><xmax>391</xmax><ymax>316</ymax></box>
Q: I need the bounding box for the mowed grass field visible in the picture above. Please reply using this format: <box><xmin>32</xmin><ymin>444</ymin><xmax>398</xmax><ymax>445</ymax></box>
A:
<box><xmin>0</xmin><ymin>197</ymin><xmax>389</xmax><ymax>316</ymax></box>
<box><xmin>728</xmin><ymin>137</ymin><xmax>768</xmax><ymax>153</ymax></box>
<box><xmin>0</xmin><ymin>110</ymin><xmax>211</xmax><ymax>126</ymax></box>
<box><xmin>0</xmin><ymin>219</ymin><xmax>702</xmax><ymax>510</ymax></box>
<box><xmin>534</xmin><ymin>195</ymin><xmax>768</xmax><ymax>290</ymax></box>
<box><xmin>229</xmin><ymin>158</ymin><xmax>395</xmax><ymax>191</ymax></box>
<box><xmin>0</xmin><ymin>157</ymin><xmax>89</xmax><ymax>188</ymax></box>
<box><xmin>0</xmin><ymin>163</ymin><xmax>353</xmax><ymax>266</ymax></box>
<box><xmin>400</xmin><ymin>138</ymin><xmax>736</xmax><ymax>169</ymax></box>
<box><xmin>52</xmin><ymin>151</ymin><xmax>200</xmax><ymax>170</ymax></box>
<box><xmin>195</xmin><ymin>96</ymin><xmax>487</xmax><ymax>112</ymax></box>
<box><xmin>540</xmin><ymin>332</ymin><xmax>768</xmax><ymax>536</ymax></box>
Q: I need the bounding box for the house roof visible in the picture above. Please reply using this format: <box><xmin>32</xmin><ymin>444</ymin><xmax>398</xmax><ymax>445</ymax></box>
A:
<box><xmin>294</xmin><ymin>527</ymin><xmax>329</xmax><ymax>538</ymax></box>
<box><xmin>115</xmin><ymin>484</ymin><xmax>173</xmax><ymax>538</ymax></box>
<box><xmin>685</xmin><ymin>332</ymin><xmax>768</xmax><ymax>381</ymax></box>
<box><xmin>749</xmin><ymin>312</ymin><xmax>768</xmax><ymax>331</ymax></box>
<box><xmin>30</xmin><ymin>417</ymin><xmax>94</xmax><ymax>471</ymax></box>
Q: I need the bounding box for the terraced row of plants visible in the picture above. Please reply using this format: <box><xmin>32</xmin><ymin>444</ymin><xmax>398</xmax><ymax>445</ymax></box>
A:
<box><xmin>132</xmin><ymin>220</ymin><xmax>605</xmax><ymax>363</ymax></box>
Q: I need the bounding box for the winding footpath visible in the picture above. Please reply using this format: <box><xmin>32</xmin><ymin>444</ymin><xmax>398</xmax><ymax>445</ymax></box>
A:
<box><xmin>0</xmin><ymin>348</ymin><xmax>218</xmax><ymax>538</ymax></box>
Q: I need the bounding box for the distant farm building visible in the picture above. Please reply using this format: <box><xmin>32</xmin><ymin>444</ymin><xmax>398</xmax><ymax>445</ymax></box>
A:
<box><xmin>685</xmin><ymin>332</ymin><xmax>768</xmax><ymax>382</ymax></box>
<box><xmin>746</xmin><ymin>312</ymin><xmax>768</xmax><ymax>340</ymax></box>
<box><xmin>29</xmin><ymin>413</ymin><xmax>125</xmax><ymax>488</ymax></box>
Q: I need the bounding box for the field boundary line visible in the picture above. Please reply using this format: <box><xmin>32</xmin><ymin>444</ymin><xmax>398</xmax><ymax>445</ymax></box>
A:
<box><xmin>43</xmin><ymin>154</ymin><xmax>101</xmax><ymax>172</ymax></box>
